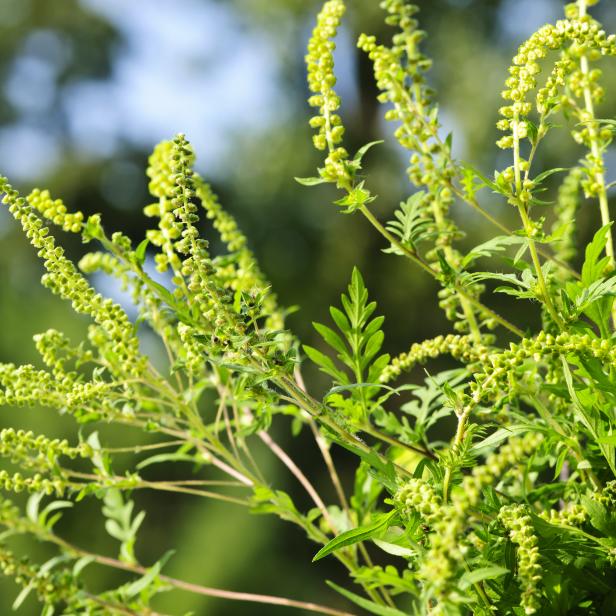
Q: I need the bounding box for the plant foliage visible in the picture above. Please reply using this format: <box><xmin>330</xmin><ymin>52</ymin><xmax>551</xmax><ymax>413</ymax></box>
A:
<box><xmin>0</xmin><ymin>0</ymin><xmax>616</xmax><ymax>614</ymax></box>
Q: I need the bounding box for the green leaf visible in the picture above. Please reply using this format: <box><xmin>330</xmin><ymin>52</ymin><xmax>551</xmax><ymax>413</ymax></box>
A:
<box><xmin>363</xmin><ymin>315</ymin><xmax>385</xmax><ymax>338</ymax></box>
<box><xmin>123</xmin><ymin>561</ymin><xmax>162</xmax><ymax>598</ymax></box>
<box><xmin>294</xmin><ymin>176</ymin><xmax>329</xmax><ymax>186</ymax></box>
<box><xmin>346</xmin><ymin>267</ymin><xmax>372</xmax><ymax>329</ymax></box>
<box><xmin>148</xmin><ymin>279</ymin><xmax>178</xmax><ymax>309</ymax></box>
<box><xmin>532</xmin><ymin>167</ymin><xmax>569</xmax><ymax>185</ymax></box>
<box><xmin>334</xmin><ymin>182</ymin><xmax>376</xmax><ymax>211</ymax></box>
<box><xmin>367</xmin><ymin>353</ymin><xmax>390</xmax><ymax>384</ymax></box>
<box><xmin>326</xmin><ymin>581</ymin><xmax>408</xmax><ymax>616</ymax></box>
<box><xmin>468</xmin><ymin>271</ymin><xmax>530</xmax><ymax>289</ymax></box>
<box><xmin>136</xmin><ymin>452</ymin><xmax>198</xmax><ymax>470</ymax></box>
<box><xmin>575</xmin><ymin>276</ymin><xmax>616</xmax><ymax>315</ymax></box>
<box><xmin>372</xmin><ymin>538</ymin><xmax>415</xmax><ymax>558</ymax></box>
<box><xmin>554</xmin><ymin>446</ymin><xmax>569</xmax><ymax>480</ymax></box>
<box><xmin>352</xmin><ymin>140</ymin><xmax>384</xmax><ymax>164</ymax></box>
<box><xmin>313</xmin><ymin>322</ymin><xmax>349</xmax><ymax>357</ymax></box>
<box><xmin>303</xmin><ymin>345</ymin><xmax>349</xmax><ymax>383</ymax></box>
<box><xmin>325</xmin><ymin>383</ymin><xmax>394</xmax><ymax>398</ymax></box>
<box><xmin>462</xmin><ymin>235</ymin><xmax>525</xmax><ymax>268</ymax></box>
<box><xmin>330</xmin><ymin>306</ymin><xmax>351</xmax><ymax>334</ymax></box>
<box><xmin>83</xmin><ymin>214</ymin><xmax>103</xmax><ymax>241</ymax></box>
<box><xmin>459</xmin><ymin>163</ymin><xmax>504</xmax><ymax>194</ymax></box>
<box><xmin>335</xmin><ymin>438</ymin><xmax>397</xmax><ymax>492</ymax></box>
<box><xmin>562</xmin><ymin>359</ymin><xmax>616</xmax><ymax>477</ymax></box>
<box><xmin>106</xmin><ymin>519</ymin><xmax>126</xmax><ymax>541</ymax></box>
<box><xmin>12</xmin><ymin>584</ymin><xmax>34</xmax><ymax>610</ymax></box>
<box><xmin>73</xmin><ymin>556</ymin><xmax>95</xmax><ymax>577</ymax></box>
<box><xmin>581</xmin><ymin>495</ymin><xmax>616</xmax><ymax>537</ymax></box>
<box><xmin>26</xmin><ymin>493</ymin><xmax>43</xmax><ymax>523</ymax></box>
<box><xmin>134</xmin><ymin>238</ymin><xmax>149</xmax><ymax>267</ymax></box>
<box><xmin>459</xmin><ymin>565</ymin><xmax>509</xmax><ymax>590</ymax></box>
<box><xmin>313</xmin><ymin>510</ymin><xmax>396</xmax><ymax>561</ymax></box>
<box><xmin>384</xmin><ymin>191</ymin><xmax>432</xmax><ymax>254</ymax></box>
<box><xmin>362</xmin><ymin>331</ymin><xmax>384</xmax><ymax>366</ymax></box>
<box><xmin>436</xmin><ymin>249</ymin><xmax>457</xmax><ymax>284</ymax></box>
<box><xmin>39</xmin><ymin>500</ymin><xmax>73</xmax><ymax>529</ymax></box>
<box><xmin>582</xmin><ymin>224</ymin><xmax>612</xmax><ymax>286</ymax></box>
<box><xmin>470</xmin><ymin>426</ymin><xmax>530</xmax><ymax>457</ymax></box>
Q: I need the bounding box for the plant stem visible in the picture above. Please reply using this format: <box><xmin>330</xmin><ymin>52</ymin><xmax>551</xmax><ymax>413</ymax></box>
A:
<box><xmin>102</xmin><ymin>440</ymin><xmax>186</xmax><ymax>453</ymax></box>
<box><xmin>359</xmin><ymin>205</ymin><xmax>525</xmax><ymax>337</ymax></box>
<box><xmin>295</xmin><ymin>368</ymin><xmax>351</xmax><ymax>514</ymax></box>
<box><xmin>430</xmin><ymin>193</ymin><xmax>482</xmax><ymax>342</ymax></box>
<box><xmin>517</xmin><ymin>204</ymin><xmax>565</xmax><ymax>329</ymax></box>
<box><xmin>279</xmin><ymin>373</ymin><xmax>434</xmax><ymax>465</ymax></box>
<box><xmin>258</xmin><ymin>430</ymin><xmax>337</xmax><ymax>532</ymax></box>
<box><xmin>578</xmin><ymin>0</ymin><xmax>616</xmax><ymax>327</ymax></box>
<box><xmin>45</xmin><ymin>535</ymin><xmax>358</xmax><ymax>616</ymax></box>
<box><xmin>442</xmin><ymin>373</ymin><xmax>497</xmax><ymax>502</ymax></box>
<box><xmin>408</xmin><ymin>81</ymin><xmax>482</xmax><ymax>343</ymax></box>
<box><xmin>66</xmin><ymin>471</ymin><xmax>251</xmax><ymax>507</ymax></box>
<box><xmin>295</xmin><ymin>375</ymin><xmax>395</xmax><ymax>609</ymax></box>
<box><xmin>390</xmin><ymin>77</ymin><xmax>581</xmax><ymax>282</ymax></box>
<box><xmin>511</xmin><ymin>112</ymin><xmax>565</xmax><ymax>330</ymax></box>
<box><xmin>360</xmin><ymin>422</ymin><xmax>438</xmax><ymax>461</ymax></box>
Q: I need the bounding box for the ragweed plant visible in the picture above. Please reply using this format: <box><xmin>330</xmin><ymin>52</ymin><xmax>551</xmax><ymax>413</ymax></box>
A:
<box><xmin>1</xmin><ymin>0</ymin><xmax>616</xmax><ymax>614</ymax></box>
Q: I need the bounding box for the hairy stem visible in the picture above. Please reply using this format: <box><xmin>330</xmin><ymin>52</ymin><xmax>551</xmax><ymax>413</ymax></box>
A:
<box><xmin>578</xmin><ymin>0</ymin><xmax>616</xmax><ymax>327</ymax></box>
<box><xmin>442</xmin><ymin>372</ymin><xmax>497</xmax><ymax>503</ymax></box>
<box><xmin>512</xmin><ymin>112</ymin><xmax>565</xmax><ymax>330</ymax></box>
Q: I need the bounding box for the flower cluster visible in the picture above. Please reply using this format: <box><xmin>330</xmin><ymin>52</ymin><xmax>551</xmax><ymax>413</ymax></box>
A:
<box><xmin>0</xmin><ymin>470</ymin><xmax>64</xmax><ymax>496</ymax></box>
<box><xmin>0</xmin><ymin>547</ymin><xmax>71</xmax><ymax>602</ymax></box>
<box><xmin>27</xmin><ymin>188</ymin><xmax>84</xmax><ymax>234</ymax></box>
<box><xmin>497</xmin><ymin>16</ymin><xmax>616</xmax><ymax>153</ymax></box>
<box><xmin>395</xmin><ymin>478</ymin><xmax>442</xmax><ymax>524</ymax></box>
<box><xmin>468</xmin><ymin>330</ymin><xmax>616</xmax><ymax>402</ymax></box>
<box><xmin>358</xmin><ymin>0</ymin><xmax>485</xmax><ymax>336</ymax></box>
<box><xmin>144</xmin><ymin>135</ymin><xmax>202</xmax><ymax>278</ymax></box>
<box><xmin>194</xmin><ymin>177</ymin><xmax>283</xmax><ymax>330</ymax></box>
<box><xmin>459</xmin><ymin>433</ymin><xmax>544</xmax><ymax>503</ymax></box>
<box><xmin>0</xmin><ymin>428</ymin><xmax>91</xmax><ymax>472</ymax></box>
<box><xmin>423</xmin><ymin>433</ymin><xmax>543</xmax><ymax>605</ymax></box>
<box><xmin>34</xmin><ymin>328</ymin><xmax>94</xmax><ymax>378</ymax></box>
<box><xmin>0</xmin><ymin>177</ymin><xmax>147</xmax><ymax>380</ymax></box>
<box><xmin>593</xmin><ymin>480</ymin><xmax>616</xmax><ymax>507</ymax></box>
<box><xmin>358</xmin><ymin>1</ymin><xmax>437</xmax><ymax>189</ymax></box>
<box><xmin>0</xmin><ymin>364</ymin><xmax>68</xmax><ymax>408</ymax></box>
<box><xmin>539</xmin><ymin>502</ymin><xmax>587</xmax><ymax>526</ymax></box>
<box><xmin>535</xmin><ymin>55</ymin><xmax>576</xmax><ymax>116</ymax></box>
<box><xmin>305</xmin><ymin>0</ymin><xmax>349</xmax><ymax>185</ymax></box>
<box><xmin>380</xmin><ymin>334</ymin><xmax>489</xmax><ymax>383</ymax></box>
<box><xmin>552</xmin><ymin>166</ymin><xmax>583</xmax><ymax>265</ymax></box>
<box><xmin>498</xmin><ymin>505</ymin><xmax>542</xmax><ymax>615</ymax></box>
<box><xmin>394</xmin><ymin>432</ymin><xmax>543</xmax><ymax>611</ymax></box>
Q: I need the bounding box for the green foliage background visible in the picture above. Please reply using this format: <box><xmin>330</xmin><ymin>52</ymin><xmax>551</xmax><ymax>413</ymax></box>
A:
<box><xmin>0</xmin><ymin>0</ymin><xmax>615</xmax><ymax>613</ymax></box>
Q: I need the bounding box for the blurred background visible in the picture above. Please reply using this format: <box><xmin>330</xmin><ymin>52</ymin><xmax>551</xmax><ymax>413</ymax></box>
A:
<box><xmin>1</xmin><ymin>0</ymin><xmax>616</xmax><ymax>614</ymax></box>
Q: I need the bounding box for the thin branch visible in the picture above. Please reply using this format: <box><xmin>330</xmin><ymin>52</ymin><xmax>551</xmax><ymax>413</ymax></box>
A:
<box><xmin>54</xmin><ymin>538</ymin><xmax>358</xmax><ymax>616</ymax></box>
<box><xmin>295</xmin><ymin>367</ymin><xmax>350</xmax><ymax>513</ymax></box>
<box><xmin>65</xmin><ymin>471</ymin><xmax>250</xmax><ymax>506</ymax></box>
<box><xmin>102</xmin><ymin>440</ymin><xmax>185</xmax><ymax>453</ymax></box>
<box><xmin>360</xmin><ymin>422</ymin><xmax>438</xmax><ymax>461</ymax></box>
<box><xmin>258</xmin><ymin>431</ymin><xmax>338</xmax><ymax>533</ymax></box>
